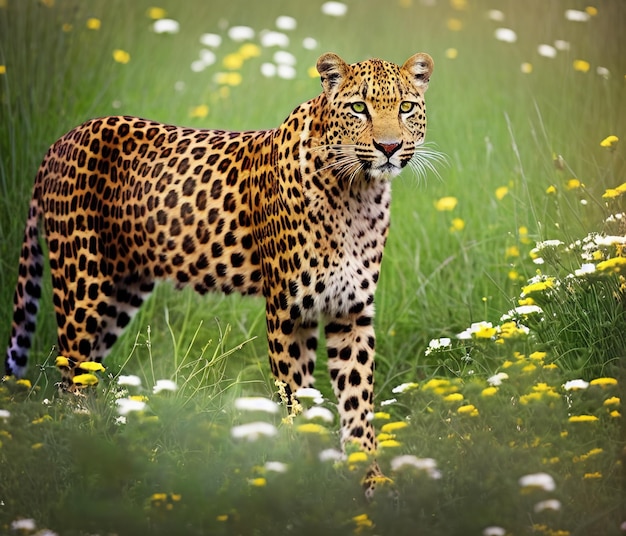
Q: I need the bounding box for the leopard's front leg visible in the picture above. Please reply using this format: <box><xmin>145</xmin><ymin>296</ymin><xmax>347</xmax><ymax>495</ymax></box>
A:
<box><xmin>325</xmin><ymin>304</ymin><xmax>384</xmax><ymax>497</ymax></box>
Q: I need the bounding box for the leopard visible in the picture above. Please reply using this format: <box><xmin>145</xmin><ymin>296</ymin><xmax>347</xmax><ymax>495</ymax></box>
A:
<box><xmin>5</xmin><ymin>52</ymin><xmax>434</xmax><ymax>495</ymax></box>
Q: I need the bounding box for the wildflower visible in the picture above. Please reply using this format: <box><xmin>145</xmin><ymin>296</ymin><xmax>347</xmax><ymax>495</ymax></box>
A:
<box><xmin>486</xmin><ymin>10</ymin><xmax>505</xmax><ymax>21</ymax></box>
<box><xmin>521</xmin><ymin>277</ymin><xmax>556</xmax><ymax>296</ymax></box>
<box><xmin>457</xmin><ymin>404</ymin><xmax>479</xmax><ymax>417</ymax></box>
<box><xmin>583</xmin><ymin>472</ymin><xmax>602</xmax><ymax>479</ymax></box>
<box><xmin>520</xmin><ymin>62</ymin><xmax>533</xmax><ymax>74</ymax></box>
<box><xmin>573</xmin><ymin>59</ymin><xmax>590</xmax><ymax>73</ymax></box>
<box><xmin>260</xmin><ymin>31</ymin><xmax>289</xmax><ymax>48</ymax></box>
<box><xmin>153</xmin><ymin>19</ymin><xmax>180</xmax><ymax>34</ymax></box>
<box><xmin>449</xmin><ymin>217</ymin><xmax>465</xmax><ymax>232</ymax></box>
<box><xmin>585</xmin><ymin>6</ymin><xmax>598</xmax><ymax>16</ymax></box>
<box><xmin>546</xmin><ymin>184</ymin><xmax>557</xmax><ymax>194</ymax></box>
<box><xmin>374</xmin><ymin>411</ymin><xmax>390</xmax><ymax>420</ymax></box>
<box><xmin>231</xmin><ymin>422</ymin><xmax>278</xmax><ymax>441</ymax></box>
<box><xmin>456</xmin><ymin>321</ymin><xmax>495</xmax><ymax>340</ymax></box>
<box><xmin>32</xmin><ymin>442</ymin><xmax>44</xmax><ymax>449</ymax></box>
<box><xmin>294</xmin><ymin>387</ymin><xmax>324</xmax><ymax>404</ymax></box>
<box><xmin>589</xmin><ymin>377</ymin><xmax>618</xmax><ymax>387</ymax></box>
<box><xmin>444</xmin><ymin>393</ymin><xmax>464</xmax><ymax>403</ymax></box>
<box><xmin>609</xmin><ymin>410</ymin><xmax>621</xmax><ymax>418</ymax></box>
<box><xmin>32</xmin><ymin>415</ymin><xmax>52</xmax><ymax>424</ymax></box>
<box><xmin>303</xmin><ymin>406</ymin><xmax>334</xmax><ymax>423</ymax></box>
<box><xmin>481</xmin><ymin>387</ymin><xmax>498</xmax><ymax>397</ymax></box>
<box><xmin>600</xmin><ymin>135</ymin><xmax>619</xmax><ymax>148</ymax></box>
<box><xmin>319</xmin><ymin>448</ymin><xmax>344</xmax><ymax>462</ymax></box>
<box><xmin>391</xmin><ymin>455</ymin><xmax>441</xmax><ymax>479</ymax></box>
<box><xmin>537</xmin><ymin>44</ymin><xmax>557</xmax><ymax>58</ymax></box>
<box><xmin>518</xmin><ymin>472</ymin><xmax>556</xmax><ymax>491</ymax></box>
<box><xmin>518</xmin><ymin>226</ymin><xmax>531</xmax><ymax>244</ymax></box>
<box><xmin>424</xmin><ymin>337</ymin><xmax>451</xmax><ymax>356</ymax></box>
<box><xmin>604</xmin><ymin>396</ymin><xmax>620</xmax><ymax>407</ymax></box>
<box><xmin>379</xmin><ymin>439</ymin><xmax>402</xmax><ymax>448</ymax></box>
<box><xmin>498</xmin><ymin>321</ymin><xmax>529</xmax><ymax>340</ymax></box>
<box><xmin>566</xmin><ymin>178</ymin><xmax>583</xmax><ymax>190</ymax></box>
<box><xmin>391</xmin><ymin>381</ymin><xmax>419</xmax><ymax>393</ymax></box>
<box><xmin>249</xmin><ymin>477</ymin><xmax>267</xmax><ymax>487</ymax></box>
<box><xmin>380</xmin><ymin>398</ymin><xmax>397</xmax><ymax>406</ymax></box>
<box><xmin>116</xmin><ymin>397</ymin><xmax>147</xmax><ymax>415</ymax></box>
<box><xmin>78</xmin><ymin>361</ymin><xmax>105</xmax><ymax>372</ymax></box>
<box><xmin>296</xmin><ymin>423</ymin><xmax>328</xmax><ymax>434</ymax></box>
<box><xmin>487</xmin><ymin>372</ymin><xmax>509</xmax><ymax>386</ymax></box>
<box><xmin>15</xmin><ymin>378</ymin><xmax>31</xmax><ymax>389</ymax></box>
<box><xmin>347</xmin><ymin>451</ymin><xmax>369</xmax><ymax>464</ymax></box>
<box><xmin>303</xmin><ymin>37</ymin><xmax>318</xmax><ymax>50</ymax></box>
<box><xmin>447</xmin><ymin>18</ymin><xmax>463</xmax><ymax>31</ymax></box>
<box><xmin>234</xmin><ymin>396</ymin><xmax>280</xmax><ymax>414</ymax></box>
<box><xmin>200</xmin><ymin>33</ymin><xmax>221</xmax><ymax>47</ymax></box>
<box><xmin>568</xmin><ymin>415</ymin><xmax>598</xmax><ymax>423</ymax></box>
<box><xmin>147</xmin><ymin>7</ymin><xmax>167</xmax><ymax>19</ymax></box>
<box><xmin>434</xmin><ymin>196</ymin><xmax>457</xmax><ymax>211</ymax></box>
<box><xmin>113</xmin><ymin>49</ymin><xmax>131</xmax><ymax>64</ymax></box>
<box><xmin>494</xmin><ymin>28</ymin><xmax>517</xmax><ymax>43</ymax></box>
<box><xmin>275</xmin><ymin>15</ymin><xmax>296</xmax><ymax>30</ymax></box>
<box><xmin>565</xmin><ymin>9</ymin><xmax>590</xmax><ymax>22</ymax></box>
<box><xmin>380</xmin><ymin>421</ymin><xmax>408</xmax><ymax>433</ymax></box>
<box><xmin>353</xmin><ymin>513</ymin><xmax>374</xmax><ymax>532</ymax></box>
<box><xmin>72</xmin><ymin>373</ymin><xmax>98</xmax><ymax>386</ymax></box>
<box><xmin>574</xmin><ymin>263</ymin><xmax>596</xmax><ymax>276</ymax></box>
<box><xmin>534</xmin><ymin>499</ymin><xmax>562</xmax><ymax>513</ymax></box>
<box><xmin>189</xmin><ymin>104</ymin><xmax>209</xmax><ymax>119</ymax></box>
<box><xmin>483</xmin><ymin>528</ymin><xmax>506</xmax><ymax>536</ymax></box>
<box><xmin>321</xmin><ymin>1</ymin><xmax>348</xmax><ymax>16</ymax></box>
<box><xmin>0</xmin><ymin>65</ymin><xmax>5</xmax><ymax>75</ymax></box>
<box><xmin>445</xmin><ymin>48</ymin><xmax>458</xmax><ymax>59</ymax></box>
<box><xmin>227</xmin><ymin>26</ymin><xmax>254</xmax><ymax>41</ymax></box>
<box><xmin>11</xmin><ymin>519</ymin><xmax>37</xmax><ymax>531</ymax></box>
<box><xmin>86</xmin><ymin>17</ymin><xmax>101</xmax><ymax>30</ymax></box>
<box><xmin>264</xmin><ymin>461</ymin><xmax>287</xmax><ymax>473</ymax></box>
<box><xmin>153</xmin><ymin>379</ymin><xmax>177</xmax><ymax>393</ymax></box>
<box><xmin>563</xmin><ymin>379</ymin><xmax>589</xmax><ymax>391</ymax></box>
<box><xmin>118</xmin><ymin>374</ymin><xmax>142</xmax><ymax>387</ymax></box>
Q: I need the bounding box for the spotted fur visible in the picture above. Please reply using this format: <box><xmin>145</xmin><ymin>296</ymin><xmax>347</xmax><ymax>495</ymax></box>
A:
<box><xmin>6</xmin><ymin>52</ymin><xmax>434</xmax><ymax>492</ymax></box>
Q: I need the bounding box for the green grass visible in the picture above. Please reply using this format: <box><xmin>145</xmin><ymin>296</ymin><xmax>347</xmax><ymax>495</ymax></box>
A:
<box><xmin>1</xmin><ymin>0</ymin><xmax>626</xmax><ymax>534</ymax></box>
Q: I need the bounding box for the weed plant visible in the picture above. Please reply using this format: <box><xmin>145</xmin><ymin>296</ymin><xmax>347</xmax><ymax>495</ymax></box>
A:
<box><xmin>0</xmin><ymin>0</ymin><xmax>625</xmax><ymax>534</ymax></box>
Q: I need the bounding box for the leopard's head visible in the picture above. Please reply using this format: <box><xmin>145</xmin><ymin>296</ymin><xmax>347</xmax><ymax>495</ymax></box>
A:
<box><xmin>316</xmin><ymin>52</ymin><xmax>434</xmax><ymax>182</ymax></box>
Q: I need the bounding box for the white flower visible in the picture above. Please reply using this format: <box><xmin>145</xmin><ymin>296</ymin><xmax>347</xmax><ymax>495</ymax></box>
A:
<box><xmin>264</xmin><ymin>461</ymin><xmax>288</xmax><ymax>473</ymax></box>
<box><xmin>425</xmin><ymin>337</ymin><xmax>452</xmax><ymax>355</ymax></box>
<box><xmin>554</xmin><ymin>39</ymin><xmax>570</xmax><ymax>51</ymax></box>
<box><xmin>234</xmin><ymin>396</ymin><xmax>280</xmax><ymax>414</ymax></box>
<box><xmin>487</xmin><ymin>372</ymin><xmax>509</xmax><ymax>386</ymax></box>
<box><xmin>302</xmin><ymin>37</ymin><xmax>318</xmax><ymax>50</ymax></box>
<box><xmin>260</xmin><ymin>63</ymin><xmax>277</xmax><ymax>77</ymax></box>
<box><xmin>494</xmin><ymin>28</ymin><xmax>517</xmax><ymax>43</ymax></box>
<box><xmin>114</xmin><ymin>416</ymin><xmax>127</xmax><ymax>425</ymax></box>
<box><xmin>391</xmin><ymin>455</ymin><xmax>441</xmax><ymax>479</ymax></box>
<box><xmin>275</xmin><ymin>15</ymin><xmax>297</xmax><ymax>30</ymax></box>
<box><xmin>535</xmin><ymin>239</ymin><xmax>564</xmax><ymax>250</ymax></box>
<box><xmin>274</xmin><ymin>50</ymin><xmax>296</xmax><ymax>66</ymax></box>
<box><xmin>277</xmin><ymin>64</ymin><xmax>296</xmax><ymax>80</ymax></box>
<box><xmin>605</xmin><ymin>213</ymin><xmax>624</xmax><ymax>223</ymax></box>
<box><xmin>228</xmin><ymin>26</ymin><xmax>255</xmax><ymax>41</ymax></box>
<box><xmin>153</xmin><ymin>379</ymin><xmax>177</xmax><ymax>393</ymax></box>
<box><xmin>392</xmin><ymin>382</ymin><xmax>419</xmax><ymax>394</ymax></box>
<box><xmin>116</xmin><ymin>398</ymin><xmax>147</xmax><ymax>415</ymax></box>
<box><xmin>11</xmin><ymin>519</ymin><xmax>37</xmax><ymax>531</ymax></box>
<box><xmin>594</xmin><ymin>235</ymin><xmax>626</xmax><ymax>246</ymax></box>
<box><xmin>152</xmin><ymin>18</ymin><xmax>180</xmax><ymax>34</ymax></box>
<box><xmin>318</xmin><ymin>448</ymin><xmax>344</xmax><ymax>462</ymax></box>
<box><xmin>486</xmin><ymin>9</ymin><xmax>505</xmax><ymax>21</ymax></box>
<box><xmin>321</xmin><ymin>1</ymin><xmax>348</xmax><ymax>16</ymax></box>
<box><xmin>294</xmin><ymin>387</ymin><xmax>324</xmax><ymax>404</ymax></box>
<box><xmin>230</xmin><ymin>422</ymin><xmax>278</xmax><ymax>441</ymax></box>
<box><xmin>518</xmin><ymin>472</ymin><xmax>556</xmax><ymax>491</ymax></box>
<box><xmin>260</xmin><ymin>31</ymin><xmax>289</xmax><ymax>48</ymax></box>
<box><xmin>118</xmin><ymin>374</ymin><xmax>142</xmax><ymax>387</ymax></box>
<box><xmin>483</xmin><ymin>527</ymin><xmax>506</xmax><ymax>536</ymax></box>
<box><xmin>303</xmin><ymin>406</ymin><xmax>334</xmax><ymax>423</ymax></box>
<box><xmin>574</xmin><ymin>263</ymin><xmax>596</xmax><ymax>277</ymax></box>
<box><xmin>500</xmin><ymin>304</ymin><xmax>543</xmax><ymax>321</ymax></box>
<box><xmin>191</xmin><ymin>60</ymin><xmax>206</xmax><ymax>73</ymax></box>
<box><xmin>565</xmin><ymin>9</ymin><xmax>590</xmax><ymax>22</ymax></box>
<box><xmin>0</xmin><ymin>409</ymin><xmax>11</xmax><ymax>420</ymax></box>
<box><xmin>456</xmin><ymin>321</ymin><xmax>494</xmax><ymax>340</ymax></box>
<box><xmin>537</xmin><ymin>44</ymin><xmax>557</xmax><ymax>58</ymax></box>
<box><xmin>534</xmin><ymin>499</ymin><xmax>562</xmax><ymax>513</ymax></box>
<box><xmin>200</xmin><ymin>33</ymin><xmax>222</xmax><ymax>48</ymax></box>
<box><xmin>380</xmin><ymin>398</ymin><xmax>397</xmax><ymax>406</ymax></box>
<box><xmin>563</xmin><ymin>379</ymin><xmax>589</xmax><ymax>391</ymax></box>
<box><xmin>199</xmin><ymin>49</ymin><xmax>217</xmax><ymax>66</ymax></box>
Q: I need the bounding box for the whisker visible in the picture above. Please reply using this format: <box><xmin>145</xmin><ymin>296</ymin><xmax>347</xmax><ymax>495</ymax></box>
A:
<box><xmin>407</xmin><ymin>143</ymin><xmax>448</xmax><ymax>183</ymax></box>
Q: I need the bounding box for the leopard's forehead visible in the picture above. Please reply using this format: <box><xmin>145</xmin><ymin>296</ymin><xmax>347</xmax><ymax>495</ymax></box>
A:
<box><xmin>345</xmin><ymin>58</ymin><xmax>414</xmax><ymax>102</ymax></box>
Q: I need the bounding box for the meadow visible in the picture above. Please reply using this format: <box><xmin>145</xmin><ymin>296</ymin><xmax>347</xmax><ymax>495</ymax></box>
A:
<box><xmin>0</xmin><ymin>0</ymin><xmax>625</xmax><ymax>534</ymax></box>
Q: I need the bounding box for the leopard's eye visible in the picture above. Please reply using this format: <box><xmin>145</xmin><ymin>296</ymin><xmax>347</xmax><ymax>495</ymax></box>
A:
<box><xmin>351</xmin><ymin>102</ymin><xmax>367</xmax><ymax>114</ymax></box>
<box><xmin>400</xmin><ymin>101</ymin><xmax>416</xmax><ymax>113</ymax></box>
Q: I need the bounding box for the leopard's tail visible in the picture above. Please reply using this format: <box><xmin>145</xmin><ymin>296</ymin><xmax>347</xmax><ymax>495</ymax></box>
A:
<box><xmin>5</xmin><ymin>185</ymin><xmax>44</xmax><ymax>378</ymax></box>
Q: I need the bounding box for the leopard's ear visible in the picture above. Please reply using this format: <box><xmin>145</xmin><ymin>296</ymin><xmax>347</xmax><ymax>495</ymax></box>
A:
<box><xmin>317</xmin><ymin>53</ymin><xmax>350</xmax><ymax>97</ymax></box>
<box><xmin>402</xmin><ymin>53</ymin><xmax>434</xmax><ymax>91</ymax></box>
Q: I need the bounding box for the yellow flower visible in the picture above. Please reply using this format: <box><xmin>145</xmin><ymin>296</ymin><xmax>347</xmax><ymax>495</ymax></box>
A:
<box><xmin>583</xmin><ymin>472</ymin><xmax>602</xmax><ymax>479</ymax></box>
<box><xmin>31</xmin><ymin>442</ymin><xmax>44</xmax><ymax>449</ymax></box>
<box><xmin>16</xmin><ymin>379</ymin><xmax>32</xmax><ymax>389</ymax></box>
<box><xmin>72</xmin><ymin>373</ymin><xmax>99</xmax><ymax>386</ymax></box>
<box><xmin>520</xmin><ymin>62</ymin><xmax>533</xmax><ymax>74</ymax></box>
<box><xmin>379</xmin><ymin>439</ymin><xmax>402</xmax><ymax>448</ymax></box>
<box><xmin>31</xmin><ymin>415</ymin><xmax>53</xmax><ymax>424</ymax></box>
<box><xmin>296</xmin><ymin>423</ymin><xmax>328</xmax><ymax>434</ymax></box>
<box><xmin>434</xmin><ymin>196</ymin><xmax>458</xmax><ymax>211</ymax></box>
<box><xmin>62</xmin><ymin>23</ymin><xmax>73</xmax><ymax>33</ymax></box>
<box><xmin>597</xmin><ymin>257</ymin><xmax>626</xmax><ymax>273</ymax></box>
<box><xmin>481</xmin><ymin>387</ymin><xmax>498</xmax><ymax>397</ymax></box>
<box><xmin>55</xmin><ymin>356</ymin><xmax>70</xmax><ymax>367</ymax></box>
<box><xmin>223</xmin><ymin>53</ymin><xmax>245</xmax><ymax>70</ymax></box>
<box><xmin>347</xmin><ymin>451</ymin><xmax>369</xmax><ymax>464</ymax></box>
<box><xmin>353</xmin><ymin>513</ymin><xmax>374</xmax><ymax>530</ymax></box>
<box><xmin>450</xmin><ymin>217</ymin><xmax>465</xmax><ymax>232</ymax></box>
<box><xmin>566</xmin><ymin>178</ymin><xmax>584</xmax><ymax>190</ymax></box>
<box><xmin>506</xmin><ymin>245</ymin><xmax>520</xmax><ymax>258</ymax></box>
<box><xmin>445</xmin><ymin>48</ymin><xmax>458</xmax><ymax>59</ymax></box>
<box><xmin>522</xmin><ymin>363</ymin><xmax>537</xmax><ymax>374</ymax></box>
<box><xmin>609</xmin><ymin>410</ymin><xmax>621</xmax><ymax>418</ymax></box>
<box><xmin>215</xmin><ymin>72</ymin><xmax>242</xmax><ymax>86</ymax></box>
<box><xmin>380</xmin><ymin>421</ymin><xmax>408</xmax><ymax>433</ymax></box>
<box><xmin>376</xmin><ymin>432</ymin><xmax>396</xmax><ymax>442</ymax></box>
<box><xmin>568</xmin><ymin>415</ymin><xmax>599</xmax><ymax>423</ymax></box>
<box><xmin>373</xmin><ymin>411</ymin><xmax>391</xmax><ymax>420</ymax></box>
<box><xmin>78</xmin><ymin>361</ymin><xmax>105</xmax><ymax>372</ymax></box>
<box><xmin>451</xmin><ymin>0</ymin><xmax>467</xmax><ymax>9</ymax></box>
<box><xmin>216</xmin><ymin>514</ymin><xmax>229</xmax><ymax>522</ymax></box>
<box><xmin>248</xmin><ymin>477</ymin><xmax>267</xmax><ymax>487</ymax></box>
<box><xmin>86</xmin><ymin>17</ymin><xmax>101</xmax><ymax>30</ymax></box>
<box><xmin>585</xmin><ymin>6</ymin><xmax>598</xmax><ymax>16</ymax></box>
<box><xmin>603</xmin><ymin>396</ymin><xmax>620</xmax><ymax>407</ymax></box>
<box><xmin>546</xmin><ymin>185</ymin><xmax>557</xmax><ymax>194</ymax></box>
<box><xmin>239</xmin><ymin>43</ymin><xmax>261</xmax><ymax>59</ymax></box>
<box><xmin>147</xmin><ymin>7</ymin><xmax>167</xmax><ymax>19</ymax></box>
<box><xmin>457</xmin><ymin>404</ymin><xmax>479</xmax><ymax>417</ymax></box>
<box><xmin>521</xmin><ymin>278</ymin><xmax>555</xmax><ymax>296</ymax></box>
<box><xmin>189</xmin><ymin>104</ymin><xmax>209</xmax><ymax>119</ymax></box>
<box><xmin>600</xmin><ymin>135</ymin><xmax>619</xmax><ymax>148</ymax></box>
<box><xmin>443</xmin><ymin>393</ymin><xmax>464</xmax><ymax>403</ymax></box>
<box><xmin>0</xmin><ymin>65</ymin><xmax>5</xmax><ymax>75</ymax></box>
<box><xmin>573</xmin><ymin>59</ymin><xmax>590</xmax><ymax>73</ymax></box>
<box><xmin>113</xmin><ymin>49</ymin><xmax>131</xmax><ymax>64</ymax></box>
<box><xmin>308</xmin><ymin>66</ymin><xmax>319</xmax><ymax>78</ymax></box>
<box><xmin>474</xmin><ymin>325</ymin><xmax>497</xmax><ymax>339</ymax></box>
<box><xmin>589</xmin><ymin>377</ymin><xmax>618</xmax><ymax>387</ymax></box>
<box><xmin>446</xmin><ymin>18</ymin><xmax>463</xmax><ymax>31</ymax></box>
<box><xmin>529</xmin><ymin>351</ymin><xmax>547</xmax><ymax>361</ymax></box>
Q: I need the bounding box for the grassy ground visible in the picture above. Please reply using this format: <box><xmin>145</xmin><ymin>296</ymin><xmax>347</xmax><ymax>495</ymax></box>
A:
<box><xmin>1</xmin><ymin>0</ymin><xmax>625</xmax><ymax>534</ymax></box>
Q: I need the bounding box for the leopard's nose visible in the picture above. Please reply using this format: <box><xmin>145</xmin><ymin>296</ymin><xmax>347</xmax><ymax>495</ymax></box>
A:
<box><xmin>373</xmin><ymin>140</ymin><xmax>402</xmax><ymax>158</ymax></box>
